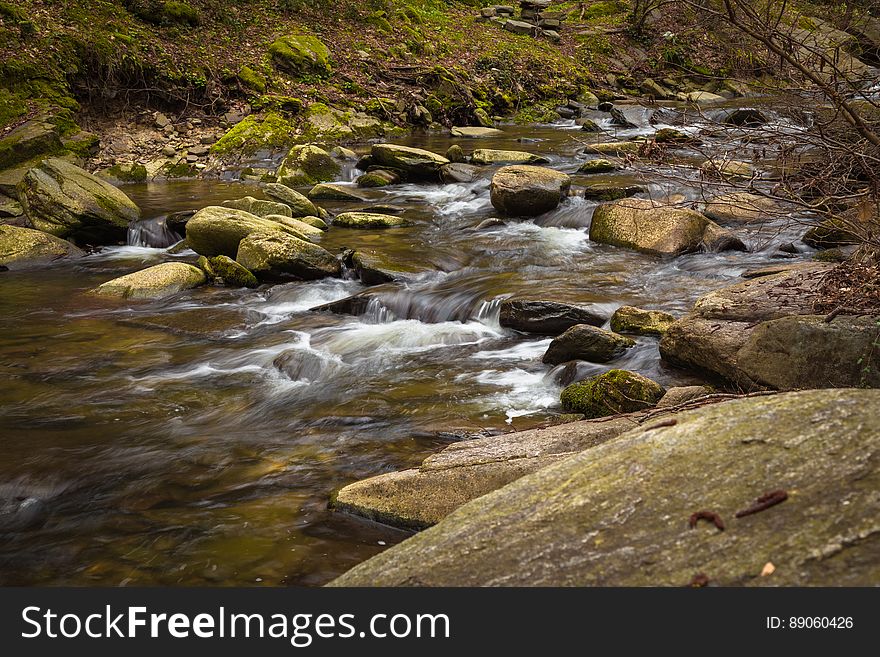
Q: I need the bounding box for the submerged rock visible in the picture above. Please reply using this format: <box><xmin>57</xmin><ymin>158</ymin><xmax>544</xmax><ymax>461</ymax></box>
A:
<box><xmin>0</xmin><ymin>225</ymin><xmax>84</xmax><ymax>269</ymax></box>
<box><xmin>611</xmin><ymin>306</ymin><xmax>676</xmax><ymax>336</ymax></box>
<box><xmin>561</xmin><ymin>369</ymin><xmax>665</xmax><ymax>417</ymax></box>
<box><xmin>589</xmin><ymin>198</ymin><xmax>746</xmax><ymax>256</ymax></box>
<box><xmin>93</xmin><ymin>262</ymin><xmax>206</xmax><ymax>300</ymax></box>
<box><xmin>451</xmin><ymin>126</ymin><xmax>504</xmax><ymax>138</ymax></box>
<box><xmin>17</xmin><ymin>158</ymin><xmax>140</xmax><ymax>243</ymax></box>
<box><xmin>185</xmin><ymin>206</ymin><xmax>309</xmax><ymax>257</ymax></box>
<box><xmin>332</xmin><ymin>212</ymin><xmax>409</xmax><ymax>228</ymax></box>
<box><xmin>370</xmin><ymin>144</ymin><xmax>448</xmax><ymax>180</ymax></box>
<box><xmin>470</xmin><ymin>149</ymin><xmax>549</xmax><ymax>166</ymax></box>
<box><xmin>499</xmin><ymin>300</ymin><xmax>605</xmax><ymax>335</ymax></box>
<box><xmin>208</xmin><ymin>255</ymin><xmax>259</xmax><ymax>288</ymax></box>
<box><xmin>490</xmin><ymin>165</ymin><xmax>570</xmax><ymax>217</ymax></box>
<box><xmin>330</xmin><ymin>390</ymin><xmax>880</xmax><ymax>586</ymax></box>
<box><xmin>263</xmin><ymin>183</ymin><xmax>320</xmax><ymax>218</ymax></box>
<box><xmin>542</xmin><ymin>325</ymin><xmax>635</xmax><ymax>365</ymax></box>
<box><xmin>236</xmin><ymin>231</ymin><xmax>341</xmax><ymax>280</ymax></box>
<box><xmin>221</xmin><ymin>196</ymin><xmax>292</xmax><ymax>218</ymax></box>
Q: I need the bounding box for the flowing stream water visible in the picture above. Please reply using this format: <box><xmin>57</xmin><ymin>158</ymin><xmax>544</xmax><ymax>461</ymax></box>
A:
<box><xmin>0</xmin><ymin>101</ymin><xmax>815</xmax><ymax>585</ymax></box>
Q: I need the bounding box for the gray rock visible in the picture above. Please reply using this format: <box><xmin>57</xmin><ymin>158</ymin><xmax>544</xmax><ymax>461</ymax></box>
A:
<box><xmin>542</xmin><ymin>324</ymin><xmax>635</xmax><ymax>365</ymax></box>
<box><xmin>330</xmin><ymin>390</ymin><xmax>880</xmax><ymax>586</ymax></box>
<box><xmin>499</xmin><ymin>300</ymin><xmax>605</xmax><ymax>335</ymax></box>
<box><xmin>490</xmin><ymin>165</ymin><xmax>570</xmax><ymax>217</ymax></box>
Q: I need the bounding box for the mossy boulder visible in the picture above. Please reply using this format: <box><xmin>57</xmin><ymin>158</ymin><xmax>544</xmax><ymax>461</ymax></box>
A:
<box><xmin>92</xmin><ymin>262</ymin><xmax>205</xmax><ymax>300</ymax></box>
<box><xmin>370</xmin><ymin>144</ymin><xmax>448</xmax><ymax>180</ymax></box>
<box><xmin>330</xmin><ymin>390</ymin><xmax>880</xmax><ymax>586</ymax></box>
<box><xmin>356</xmin><ymin>169</ymin><xmax>400</xmax><ymax>188</ymax></box>
<box><xmin>703</xmin><ymin>192</ymin><xmax>779</xmax><ymax>225</ymax></box>
<box><xmin>490</xmin><ymin>165</ymin><xmax>571</xmax><ymax>217</ymax></box>
<box><xmin>262</xmin><ymin>182</ymin><xmax>320</xmax><ymax>218</ymax></box>
<box><xmin>262</xmin><ymin>214</ymin><xmax>324</xmax><ymax>240</ymax></box>
<box><xmin>221</xmin><ymin>196</ymin><xmax>292</xmax><ymax>218</ymax></box>
<box><xmin>208</xmin><ymin>255</ymin><xmax>258</xmax><ymax>288</ymax></box>
<box><xmin>577</xmin><ymin>159</ymin><xmax>619</xmax><ymax>174</ymax></box>
<box><xmin>470</xmin><ymin>149</ymin><xmax>549</xmax><ymax>166</ymax></box>
<box><xmin>611</xmin><ymin>306</ymin><xmax>676</xmax><ymax>336</ymax></box>
<box><xmin>269</xmin><ymin>34</ymin><xmax>332</xmax><ymax>78</ymax></box>
<box><xmin>100</xmin><ymin>163</ymin><xmax>148</xmax><ymax>183</ymax></box>
<box><xmin>0</xmin><ymin>119</ymin><xmax>65</xmax><ymax>170</ymax></box>
<box><xmin>307</xmin><ymin>183</ymin><xmax>365</xmax><ymax>201</ymax></box>
<box><xmin>543</xmin><ymin>325</ymin><xmax>635</xmax><ymax>365</ymax></box>
<box><xmin>276</xmin><ymin>145</ymin><xmax>340</xmax><ymax>186</ymax></box>
<box><xmin>582</xmin><ymin>141</ymin><xmax>642</xmax><ymax>156</ymax></box>
<box><xmin>0</xmin><ymin>225</ymin><xmax>84</xmax><ymax>269</ymax></box>
<box><xmin>654</xmin><ymin>128</ymin><xmax>699</xmax><ymax>145</ymax></box>
<box><xmin>18</xmin><ymin>158</ymin><xmax>140</xmax><ymax>243</ymax></box>
<box><xmin>560</xmin><ymin>370</ymin><xmax>665</xmax><ymax>417</ymax></box>
<box><xmin>210</xmin><ymin>112</ymin><xmax>297</xmax><ymax>156</ymax></box>
<box><xmin>333</xmin><ymin>212</ymin><xmax>410</xmax><ymax>229</ymax></box>
<box><xmin>235</xmin><ymin>231</ymin><xmax>340</xmax><ymax>280</ymax></box>
<box><xmin>589</xmin><ymin>199</ymin><xmax>746</xmax><ymax>256</ymax></box>
<box><xmin>499</xmin><ymin>300</ymin><xmax>606</xmax><ymax>335</ymax></box>
<box><xmin>185</xmin><ymin>206</ymin><xmax>308</xmax><ymax>257</ymax></box>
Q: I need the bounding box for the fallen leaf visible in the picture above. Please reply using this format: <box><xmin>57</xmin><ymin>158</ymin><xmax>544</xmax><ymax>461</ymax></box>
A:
<box><xmin>760</xmin><ymin>562</ymin><xmax>776</xmax><ymax>577</ymax></box>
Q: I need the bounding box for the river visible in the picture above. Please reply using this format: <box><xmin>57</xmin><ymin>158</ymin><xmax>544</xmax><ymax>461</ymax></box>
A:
<box><xmin>0</xmin><ymin>101</ymin><xmax>814</xmax><ymax>585</ymax></box>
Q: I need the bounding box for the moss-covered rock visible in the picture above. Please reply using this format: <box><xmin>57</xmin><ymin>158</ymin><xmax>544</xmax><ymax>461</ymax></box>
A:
<box><xmin>561</xmin><ymin>370</ymin><xmax>665</xmax><ymax>417</ymax></box>
<box><xmin>237</xmin><ymin>65</ymin><xmax>266</xmax><ymax>94</ymax></box>
<box><xmin>208</xmin><ymin>255</ymin><xmax>259</xmax><ymax>288</ymax></box>
<box><xmin>356</xmin><ymin>169</ymin><xmax>400</xmax><ymax>188</ymax></box>
<box><xmin>654</xmin><ymin>127</ymin><xmax>700</xmax><ymax>145</ymax></box>
<box><xmin>262</xmin><ymin>182</ymin><xmax>320</xmax><ymax>218</ymax></box>
<box><xmin>221</xmin><ymin>196</ymin><xmax>292</xmax><ymax>218</ymax></box>
<box><xmin>93</xmin><ymin>262</ymin><xmax>205</xmax><ymax>300</ymax></box>
<box><xmin>582</xmin><ymin>183</ymin><xmax>645</xmax><ymax>202</ymax></box>
<box><xmin>0</xmin><ymin>118</ymin><xmax>65</xmax><ymax>170</ymax></box>
<box><xmin>330</xmin><ymin>390</ymin><xmax>880</xmax><ymax>586</ymax></box>
<box><xmin>276</xmin><ymin>144</ymin><xmax>340</xmax><ymax>186</ymax></box>
<box><xmin>332</xmin><ymin>212</ymin><xmax>409</xmax><ymax>229</ymax></box>
<box><xmin>100</xmin><ymin>163</ymin><xmax>148</xmax><ymax>183</ymax></box>
<box><xmin>261</xmin><ymin>214</ymin><xmax>324</xmax><ymax>241</ymax></box>
<box><xmin>582</xmin><ymin>141</ymin><xmax>642</xmax><ymax>156</ymax></box>
<box><xmin>610</xmin><ymin>306</ymin><xmax>676</xmax><ymax>336</ymax></box>
<box><xmin>703</xmin><ymin>192</ymin><xmax>779</xmax><ymax>225</ymax></box>
<box><xmin>370</xmin><ymin>144</ymin><xmax>448</xmax><ymax>181</ymax></box>
<box><xmin>17</xmin><ymin>158</ymin><xmax>140</xmax><ymax>244</ymax></box>
<box><xmin>577</xmin><ymin>159</ymin><xmax>619</xmax><ymax>174</ymax></box>
<box><xmin>470</xmin><ymin>149</ymin><xmax>549</xmax><ymax>166</ymax></box>
<box><xmin>195</xmin><ymin>254</ymin><xmax>215</xmax><ymax>280</ymax></box>
<box><xmin>307</xmin><ymin>183</ymin><xmax>365</xmax><ymax>201</ymax></box>
<box><xmin>589</xmin><ymin>198</ymin><xmax>745</xmax><ymax>256</ymax></box>
<box><xmin>211</xmin><ymin>111</ymin><xmax>297</xmax><ymax>156</ymax></box>
<box><xmin>235</xmin><ymin>231</ymin><xmax>340</xmax><ymax>280</ymax></box>
<box><xmin>490</xmin><ymin>165</ymin><xmax>571</xmax><ymax>217</ymax></box>
<box><xmin>0</xmin><ymin>224</ymin><xmax>84</xmax><ymax>269</ymax></box>
<box><xmin>185</xmin><ymin>206</ymin><xmax>309</xmax><ymax>257</ymax></box>
<box><xmin>542</xmin><ymin>325</ymin><xmax>635</xmax><ymax>365</ymax></box>
<box><xmin>269</xmin><ymin>34</ymin><xmax>332</xmax><ymax>78</ymax></box>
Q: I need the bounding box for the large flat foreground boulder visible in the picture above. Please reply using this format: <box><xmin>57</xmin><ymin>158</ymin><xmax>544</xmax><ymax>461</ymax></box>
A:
<box><xmin>330</xmin><ymin>390</ymin><xmax>880</xmax><ymax>586</ymax></box>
